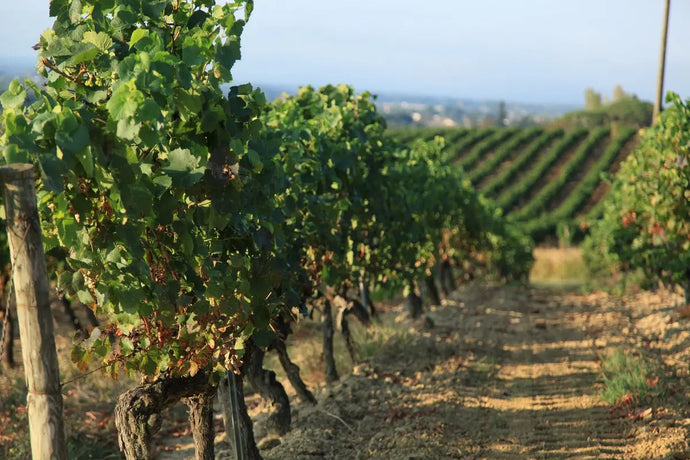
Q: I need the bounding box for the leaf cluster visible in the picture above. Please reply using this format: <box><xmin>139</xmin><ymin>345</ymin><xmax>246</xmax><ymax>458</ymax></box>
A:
<box><xmin>583</xmin><ymin>93</ymin><xmax>690</xmax><ymax>293</ymax></box>
<box><xmin>0</xmin><ymin>0</ymin><xmax>534</xmax><ymax>383</ymax></box>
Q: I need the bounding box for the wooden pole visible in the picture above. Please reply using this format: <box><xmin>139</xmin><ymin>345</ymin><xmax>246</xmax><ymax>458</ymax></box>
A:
<box><xmin>0</xmin><ymin>164</ymin><xmax>67</xmax><ymax>460</ymax></box>
<box><xmin>653</xmin><ymin>0</ymin><xmax>671</xmax><ymax>125</ymax></box>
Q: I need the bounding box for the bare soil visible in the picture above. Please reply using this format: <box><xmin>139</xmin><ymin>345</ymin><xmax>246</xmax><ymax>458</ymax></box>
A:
<box><xmin>162</xmin><ymin>283</ymin><xmax>690</xmax><ymax>459</ymax></box>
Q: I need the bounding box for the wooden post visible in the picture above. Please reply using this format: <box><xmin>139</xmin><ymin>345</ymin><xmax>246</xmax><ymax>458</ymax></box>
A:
<box><xmin>0</xmin><ymin>164</ymin><xmax>68</xmax><ymax>460</ymax></box>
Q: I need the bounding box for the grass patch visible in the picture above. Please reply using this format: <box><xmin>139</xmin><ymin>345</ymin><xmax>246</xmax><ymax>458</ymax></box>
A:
<box><xmin>353</xmin><ymin>317</ymin><xmax>414</xmax><ymax>362</ymax></box>
<box><xmin>599</xmin><ymin>348</ymin><xmax>660</xmax><ymax>406</ymax></box>
<box><xmin>530</xmin><ymin>247</ymin><xmax>587</xmax><ymax>286</ymax></box>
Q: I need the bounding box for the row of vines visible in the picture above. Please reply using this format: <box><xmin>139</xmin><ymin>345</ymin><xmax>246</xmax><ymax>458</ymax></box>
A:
<box><xmin>583</xmin><ymin>93</ymin><xmax>690</xmax><ymax>303</ymax></box>
<box><xmin>0</xmin><ymin>0</ymin><xmax>533</xmax><ymax>458</ymax></box>
<box><xmin>393</xmin><ymin>122</ymin><xmax>641</xmax><ymax>244</ymax></box>
<box><xmin>396</xmin><ymin>96</ymin><xmax>690</xmax><ymax>305</ymax></box>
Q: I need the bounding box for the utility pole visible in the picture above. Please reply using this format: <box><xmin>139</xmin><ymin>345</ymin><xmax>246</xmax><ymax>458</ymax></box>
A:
<box><xmin>653</xmin><ymin>0</ymin><xmax>670</xmax><ymax>125</ymax></box>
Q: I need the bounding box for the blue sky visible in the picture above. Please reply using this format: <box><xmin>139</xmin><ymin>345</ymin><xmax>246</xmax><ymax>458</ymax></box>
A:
<box><xmin>1</xmin><ymin>1</ymin><xmax>688</xmax><ymax>105</ymax></box>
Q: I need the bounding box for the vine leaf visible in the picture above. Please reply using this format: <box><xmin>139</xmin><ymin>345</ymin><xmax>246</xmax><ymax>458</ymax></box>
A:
<box><xmin>83</xmin><ymin>31</ymin><xmax>113</xmax><ymax>52</ymax></box>
<box><xmin>107</xmin><ymin>82</ymin><xmax>143</xmax><ymax>120</ymax></box>
<box><xmin>163</xmin><ymin>148</ymin><xmax>205</xmax><ymax>187</ymax></box>
<box><xmin>0</xmin><ymin>80</ymin><xmax>27</xmax><ymax>110</ymax></box>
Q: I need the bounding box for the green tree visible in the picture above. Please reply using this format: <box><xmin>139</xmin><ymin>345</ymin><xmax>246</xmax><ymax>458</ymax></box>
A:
<box><xmin>497</xmin><ymin>100</ymin><xmax>507</xmax><ymax>127</ymax></box>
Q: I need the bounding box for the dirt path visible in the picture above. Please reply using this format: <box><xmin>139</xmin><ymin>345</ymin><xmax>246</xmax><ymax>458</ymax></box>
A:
<box><xmin>161</xmin><ymin>284</ymin><xmax>690</xmax><ymax>459</ymax></box>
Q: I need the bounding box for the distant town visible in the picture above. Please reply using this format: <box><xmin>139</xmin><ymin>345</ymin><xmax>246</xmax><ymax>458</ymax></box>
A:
<box><xmin>260</xmin><ymin>84</ymin><xmax>579</xmax><ymax>128</ymax></box>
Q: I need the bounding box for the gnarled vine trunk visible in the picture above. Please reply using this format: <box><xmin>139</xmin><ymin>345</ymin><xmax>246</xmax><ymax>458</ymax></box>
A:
<box><xmin>424</xmin><ymin>275</ymin><xmax>441</xmax><ymax>306</ymax></box>
<box><xmin>59</xmin><ymin>295</ymin><xmax>86</xmax><ymax>334</ymax></box>
<box><xmin>359</xmin><ymin>278</ymin><xmax>378</xmax><ymax>320</ymax></box>
<box><xmin>404</xmin><ymin>282</ymin><xmax>423</xmax><ymax>319</ymax></box>
<box><xmin>322</xmin><ymin>299</ymin><xmax>339</xmax><ymax>383</ymax></box>
<box><xmin>217</xmin><ymin>372</ymin><xmax>262</xmax><ymax>459</ymax></box>
<box><xmin>244</xmin><ymin>340</ymin><xmax>291</xmax><ymax>436</ymax></box>
<box><xmin>273</xmin><ymin>339</ymin><xmax>316</xmax><ymax>404</ymax></box>
<box><xmin>346</xmin><ymin>297</ymin><xmax>371</xmax><ymax>327</ymax></box>
<box><xmin>268</xmin><ymin>314</ymin><xmax>316</xmax><ymax>405</ymax></box>
<box><xmin>336</xmin><ymin>306</ymin><xmax>358</xmax><ymax>364</ymax></box>
<box><xmin>115</xmin><ymin>374</ymin><xmax>214</xmax><ymax>460</ymax></box>
<box><xmin>182</xmin><ymin>388</ymin><xmax>216</xmax><ymax>460</ymax></box>
<box><xmin>440</xmin><ymin>259</ymin><xmax>456</xmax><ymax>296</ymax></box>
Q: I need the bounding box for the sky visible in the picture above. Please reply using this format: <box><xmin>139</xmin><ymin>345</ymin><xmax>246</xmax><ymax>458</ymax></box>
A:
<box><xmin>1</xmin><ymin>0</ymin><xmax>689</xmax><ymax>106</ymax></box>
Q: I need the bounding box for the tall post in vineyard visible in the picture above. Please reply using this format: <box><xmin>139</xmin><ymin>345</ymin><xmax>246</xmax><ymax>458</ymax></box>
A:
<box><xmin>653</xmin><ymin>0</ymin><xmax>671</xmax><ymax>125</ymax></box>
<box><xmin>0</xmin><ymin>164</ymin><xmax>68</xmax><ymax>460</ymax></box>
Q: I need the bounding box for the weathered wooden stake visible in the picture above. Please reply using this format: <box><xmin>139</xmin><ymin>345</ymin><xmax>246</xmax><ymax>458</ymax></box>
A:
<box><xmin>0</xmin><ymin>164</ymin><xmax>68</xmax><ymax>460</ymax></box>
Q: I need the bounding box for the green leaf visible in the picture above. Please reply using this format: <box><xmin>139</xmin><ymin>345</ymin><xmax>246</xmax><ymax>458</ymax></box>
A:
<box><xmin>1</xmin><ymin>144</ymin><xmax>31</xmax><ymax>164</ymax></box>
<box><xmin>121</xmin><ymin>183</ymin><xmax>154</xmax><ymax>216</ymax></box>
<box><xmin>137</xmin><ymin>99</ymin><xmax>162</xmax><ymax>124</ymax></box>
<box><xmin>83</xmin><ymin>31</ymin><xmax>113</xmax><ymax>52</ymax></box>
<box><xmin>55</xmin><ymin>121</ymin><xmax>90</xmax><ymax>156</ymax></box>
<box><xmin>177</xmin><ymin>225</ymin><xmax>195</xmax><ymax>258</ymax></box>
<box><xmin>116</xmin><ymin>119</ymin><xmax>141</xmax><ymax>140</ymax></box>
<box><xmin>129</xmin><ymin>29</ymin><xmax>149</xmax><ymax>49</ymax></box>
<box><xmin>68</xmin><ymin>0</ymin><xmax>83</xmax><ymax>23</ymax></box>
<box><xmin>0</xmin><ymin>80</ymin><xmax>27</xmax><ymax>110</ymax></box>
<box><xmin>140</xmin><ymin>355</ymin><xmax>158</xmax><ymax>376</ymax></box>
<box><xmin>187</xmin><ymin>10</ymin><xmax>209</xmax><ymax>29</ymax></box>
<box><xmin>58</xmin><ymin>218</ymin><xmax>79</xmax><ymax>248</ymax></box>
<box><xmin>105</xmin><ymin>247</ymin><xmax>124</xmax><ymax>264</ymax></box>
<box><xmin>86</xmin><ymin>89</ymin><xmax>108</xmax><ymax>104</ymax></box>
<box><xmin>107</xmin><ymin>82</ymin><xmax>143</xmax><ymax>120</ymax></box>
<box><xmin>77</xmin><ymin>289</ymin><xmax>94</xmax><ymax>305</ymax></box>
<box><xmin>252</xmin><ymin>328</ymin><xmax>276</xmax><ymax>348</ymax></box>
<box><xmin>173</xmin><ymin>88</ymin><xmax>203</xmax><ymax>120</ymax></box>
<box><xmin>246</xmin><ymin>149</ymin><xmax>263</xmax><ymax>172</ymax></box>
<box><xmin>49</xmin><ymin>0</ymin><xmax>69</xmax><ymax>16</ymax></box>
<box><xmin>39</xmin><ymin>155</ymin><xmax>68</xmax><ymax>191</ymax></box>
<box><xmin>216</xmin><ymin>40</ymin><xmax>241</xmax><ymax>70</ymax></box>
<box><xmin>152</xmin><ymin>174</ymin><xmax>173</xmax><ymax>191</ymax></box>
<box><xmin>191</xmin><ymin>299</ymin><xmax>210</xmax><ymax>316</ymax></box>
<box><xmin>118</xmin><ymin>286</ymin><xmax>145</xmax><ymax>314</ymax></box>
<box><xmin>75</xmin><ymin>146</ymin><xmax>94</xmax><ymax>178</ymax></box>
<box><xmin>68</xmin><ymin>43</ymin><xmax>100</xmax><ymax>66</ymax></box>
<box><xmin>162</xmin><ymin>148</ymin><xmax>205</xmax><ymax>187</ymax></box>
<box><xmin>182</xmin><ymin>36</ymin><xmax>205</xmax><ymax>67</ymax></box>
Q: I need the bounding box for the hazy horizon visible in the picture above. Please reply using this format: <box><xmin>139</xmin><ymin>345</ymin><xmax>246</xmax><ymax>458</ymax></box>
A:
<box><xmin>1</xmin><ymin>1</ymin><xmax>688</xmax><ymax>106</ymax></box>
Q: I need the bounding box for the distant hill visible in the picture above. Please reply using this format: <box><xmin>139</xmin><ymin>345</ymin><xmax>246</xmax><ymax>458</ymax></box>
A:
<box><xmin>0</xmin><ymin>61</ymin><xmax>42</xmax><ymax>93</ymax></box>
